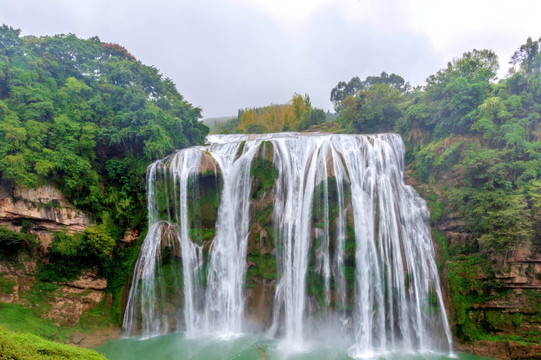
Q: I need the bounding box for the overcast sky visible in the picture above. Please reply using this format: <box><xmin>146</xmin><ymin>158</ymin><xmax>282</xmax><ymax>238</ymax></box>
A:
<box><xmin>2</xmin><ymin>0</ymin><xmax>540</xmax><ymax>118</ymax></box>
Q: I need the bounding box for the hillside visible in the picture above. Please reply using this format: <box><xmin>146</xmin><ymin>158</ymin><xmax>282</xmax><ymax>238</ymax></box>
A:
<box><xmin>0</xmin><ymin>24</ymin><xmax>208</xmax><ymax>349</ymax></box>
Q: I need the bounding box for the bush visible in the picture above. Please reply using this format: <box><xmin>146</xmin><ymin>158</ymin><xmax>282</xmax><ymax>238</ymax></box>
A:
<box><xmin>41</xmin><ymin>226</ymin><xmax>115</xmax><ymax>282</ymax></box>
<box><xmin>0</xmin><ymin>274</ymin><xmax>16</xmax><ymax>294</ymax></box>
<box><xmin>82</xmin><ymin>224</ymin><xmax>115</xmax><ymax>259</ymax></box>
<box><xmin>48</xmin><ymin>232</ymin><xmax>83</xmax><ymax>258</ymax></box>
<box><xmin>0</xmin><ymin>228</ymin><xmax>35</xmax><ymax>259</ymax></box>
<box><xmin>40</xmin><ymin>232</ymin><xmax>84</xmax><ymax>282</ymax></box>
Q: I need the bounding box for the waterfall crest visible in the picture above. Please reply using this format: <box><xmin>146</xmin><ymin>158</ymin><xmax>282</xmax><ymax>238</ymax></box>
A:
<box><xmin>123</xmin><ymin>133</ymin><xmax>452</xmax><ymax>355</ymax></box>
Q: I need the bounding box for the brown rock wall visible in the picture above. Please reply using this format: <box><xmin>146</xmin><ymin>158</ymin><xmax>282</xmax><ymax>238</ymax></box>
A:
<box><xmin>0</xmin><ymin>185</ymin><xmax>89</xmax><ymax>234</ymax></box>
<box><xmin>459</xmin><ymin>341</ymin><xmax>541</xmax><ymax>360</ymax></box>
<box><xmin>0</xmin><ymin>259</ymin><xmax>107</xmax><ymax>326</ymax></box>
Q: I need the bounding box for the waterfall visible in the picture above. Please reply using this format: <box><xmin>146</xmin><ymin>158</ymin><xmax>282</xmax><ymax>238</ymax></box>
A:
<box><xmin>123</xmin><ymin>133</ymin><xmax>452</xmax><ymax>355</ymax></box>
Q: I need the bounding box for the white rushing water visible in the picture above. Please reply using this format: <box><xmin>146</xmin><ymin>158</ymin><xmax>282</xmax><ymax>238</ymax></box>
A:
<box><xmin>123</xmin><ymin>133</ymin><xmax>453</xmax><ymax>356</ymax></box>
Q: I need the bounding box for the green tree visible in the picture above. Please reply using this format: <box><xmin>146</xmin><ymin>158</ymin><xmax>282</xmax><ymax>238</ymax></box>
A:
<box><xmin>331</xmin><ymin>72</ymin><xmax>409</xmax><ymax>113</ymax></box>
<box><xmin>510</xmin><ymin>37</ymin><xmax>541</xmax><ymax>74</ymax></box>
<box><xmin>424</xmin><ymin>49</ymin><xmax>498</xmax><ymax>137</ymax></box>
<box><xmin>338</xmin><ymin>83</ymin><xmax>404</xmax><ymax>133</ymax></box>
<box><xmin>330</xmin><ymin>76</ymin><xmax>362</xmax><ymax>112</ymax></box>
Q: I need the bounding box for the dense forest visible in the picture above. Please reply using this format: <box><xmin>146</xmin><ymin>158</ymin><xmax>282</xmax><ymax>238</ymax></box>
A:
<box><xmin>0</xmin><ymin>25</ymin><xmax>208</xmax><ymax>329</ymax></box>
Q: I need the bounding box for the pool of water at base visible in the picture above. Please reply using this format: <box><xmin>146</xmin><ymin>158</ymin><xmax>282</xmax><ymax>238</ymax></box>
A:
<box><xmin>95</xmin><ymin>333</ymin><xmax>494</xmax><ymax>360</ymax></box>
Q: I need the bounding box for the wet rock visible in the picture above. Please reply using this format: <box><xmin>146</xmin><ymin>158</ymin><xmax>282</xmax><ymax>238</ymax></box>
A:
<box><xmin>198</xmin><ymin>151</ymin><xmax>221</xmax><ymax>175</ymax></box>
<box><xmin>508</xmin><ymin>342</ymin><xmax>541</xmax><ymax>359</ymax></box>
<box><xmin>460</xmin><ymin>340</ymin><xmax>541</xmax><ymax>360</ymax></box>
<box><xmin>245</xmin><ymin>279</ymin><xmax>276</xmax><ymax>330</ymax></box>
<box><xmin>247</xmin><ymin>223</ymin><xmax>273</xmax><ymax>256</ymax></box>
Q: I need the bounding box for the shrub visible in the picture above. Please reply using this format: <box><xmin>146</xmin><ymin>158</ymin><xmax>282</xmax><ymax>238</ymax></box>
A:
<box><xmin>40</xmin><ymin>232</ymin><xmax>84</xmax><ymax>282</ymax></box>
<box><xmin>82</xmin><ymin>224</ymin><xmax>115</xmax><ymax>259</ymax></box>
<box><xmin>0</xmin><ymin>228</ymin><xmax>32</xmax><ymax>259</ymax></box>
<box><xmin>41</xmin><ymin>226</ymin><xmax>115</xmax><ymax>282</ymax></box>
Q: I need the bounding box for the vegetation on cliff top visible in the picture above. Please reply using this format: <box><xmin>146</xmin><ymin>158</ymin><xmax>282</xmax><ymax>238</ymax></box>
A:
<box><xmin>331</xmin><ymin>43</ymin><xmax>541</xmax><ymax>258</ymax></box>
<box><xmin>0</xmin><ymin>24</ymin><xmax>208</xmax><ymax>226</ymax></box>
<box><xmin>213</xmin><ymin>93</ymin><xmax>327</xmax><ymax>134</ymax></box>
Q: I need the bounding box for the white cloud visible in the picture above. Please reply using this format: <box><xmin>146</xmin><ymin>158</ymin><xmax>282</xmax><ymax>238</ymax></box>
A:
<box><xmin>233</xmin><ymin>0</ymin><xmax>333</xmax><ymax>28</ymax></box>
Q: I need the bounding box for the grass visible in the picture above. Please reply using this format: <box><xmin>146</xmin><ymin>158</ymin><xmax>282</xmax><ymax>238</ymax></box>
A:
<box><xmin>0</xmin><ymin>326</ymin><xmax>106</xmax><ymax>360</ymax></box>
<box><xmin>0</xmin><ymin>302</ymin><xmax>71</xmax><ymax>342</ymax></box>
<box><xmin>0</xmin><ymin>275</ymin><xmax>15</xmax><ymax>294</ymax></box>
<box><xmin>0</xmin><ymin>297</ymin><xmax>117</xmax><ymax>344</ymax></box>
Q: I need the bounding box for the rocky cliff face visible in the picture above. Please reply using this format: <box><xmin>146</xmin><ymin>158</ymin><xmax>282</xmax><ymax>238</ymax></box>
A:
<box><xmin>433</xmin><ymin>212</ymin><xmax>541</xmax><ymax>359</ymax></box>
<box><xmin>403</xmin><ymin>166</ymin><xmax>541</xmax><ymax>360</ymax></box>
<box><xmin>0</xmin><ymin>184</ymin><xmax>111</xmax><ymax>341</ymax></box>
<box><xmin>0</xmin><ymin>185</ymin><xmax>89</xmax><ymax>230</ymax></box>
<box><xmin>0</xmin><ymin>185</ymin><xmax>89</xmax><ymax>253</ymax></box>
<box><xmin>0</xmin><ymin>259</ymin><xmax>107</xmax><ymax>325</ymax></box>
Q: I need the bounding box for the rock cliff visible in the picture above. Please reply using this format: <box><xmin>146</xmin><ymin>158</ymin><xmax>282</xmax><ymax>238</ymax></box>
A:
<box><xmin>0</xmin><ymin>185</ymin><xmax>89</xmax><ymax>254</ymax></box>
<box><xmin>0</xmin><ymin>184</ymin><xmax>111</xmax><ymax>342</ymax></box>
<box><xmin>434</xmin><ymin>212</ymin><xmax>541</xmax><ymax>359</ymax></box>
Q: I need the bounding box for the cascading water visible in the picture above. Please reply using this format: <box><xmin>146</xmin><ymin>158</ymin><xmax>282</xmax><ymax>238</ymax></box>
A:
<box><xmin>123</xmin><ymin>133</ymin><xmax>453</xmax><ymax>357</ymax></box>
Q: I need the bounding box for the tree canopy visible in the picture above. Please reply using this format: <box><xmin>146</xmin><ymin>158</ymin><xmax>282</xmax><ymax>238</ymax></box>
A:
<box><xmin>236</xmin><ymin>93</ymin><xmax>326</xmax><ymax>133</ymax></box>
<box><xmin>0</xmin><ymin>25</ymin><xmax>208</xmax><ymax>229</ymax></box>
<box><xmin>330</xmin><ymin>72</ymin><xmax>410</xmax><ymax>112</ymax></box>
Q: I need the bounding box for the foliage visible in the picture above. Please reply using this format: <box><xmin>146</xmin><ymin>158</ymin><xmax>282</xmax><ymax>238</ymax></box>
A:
<box><xmin>0</xmin><ymin>25</ymin><xmax>208</xmax><ymax>328</ymax></box>
<box><xmin>528</xmin><ymin>180</ymin><xmax>541</xmax><ymax>249</ymax></box>
<box><xmin>338</xmin><ymin>83</ymin><xmax>405</xmax><ymax>133</ymax></box>
<box><xmin>40</xmin><ymin>232</ymin><xmax>84</xmax><ymax>281</ymax></box>
<box><xmin>424</xmin><ymin>49</ymin><xmax>498</xmax><ymax>137</ymax></box>
<box><xmin>0</xmin><ymin>25</ymin><xmax>208</xmax><ymax>227</ymax></box>
<box><xmin>0</xmin><ymin>326</ymin><xmax>106</xmax><ymax>360</ymax></box>
<box><xmin>0</xmin><ymin>228</ymin><xmax>29</xmax><ymax>259</ymax></box>
<box><xmin>83</xmin><ymin>224</ymin><xmax>115</xmax><ymax>259</ymax></box>
<box><xmin>510</xmin><ymin>36</ymin><xmax>541</xmax><ymax>74</ymax></box>
<box><xmin>0</xmin><ymin>274</ymin><xmax>15</xmax><ymax>294</ymax></box>
<box><xmin>330</xmin><ymin>72</ymin><xmax>410</xmax><ymax>112</ymax></box>
<box><xmin>236</xmin><ymin>93</ymin><xmax>326</xmax><ymax>133</ymax></box>
<box><xmin>40</xmin><ymin>226</ymin><xmax>116</xmax><ymax>282</ymax></box>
